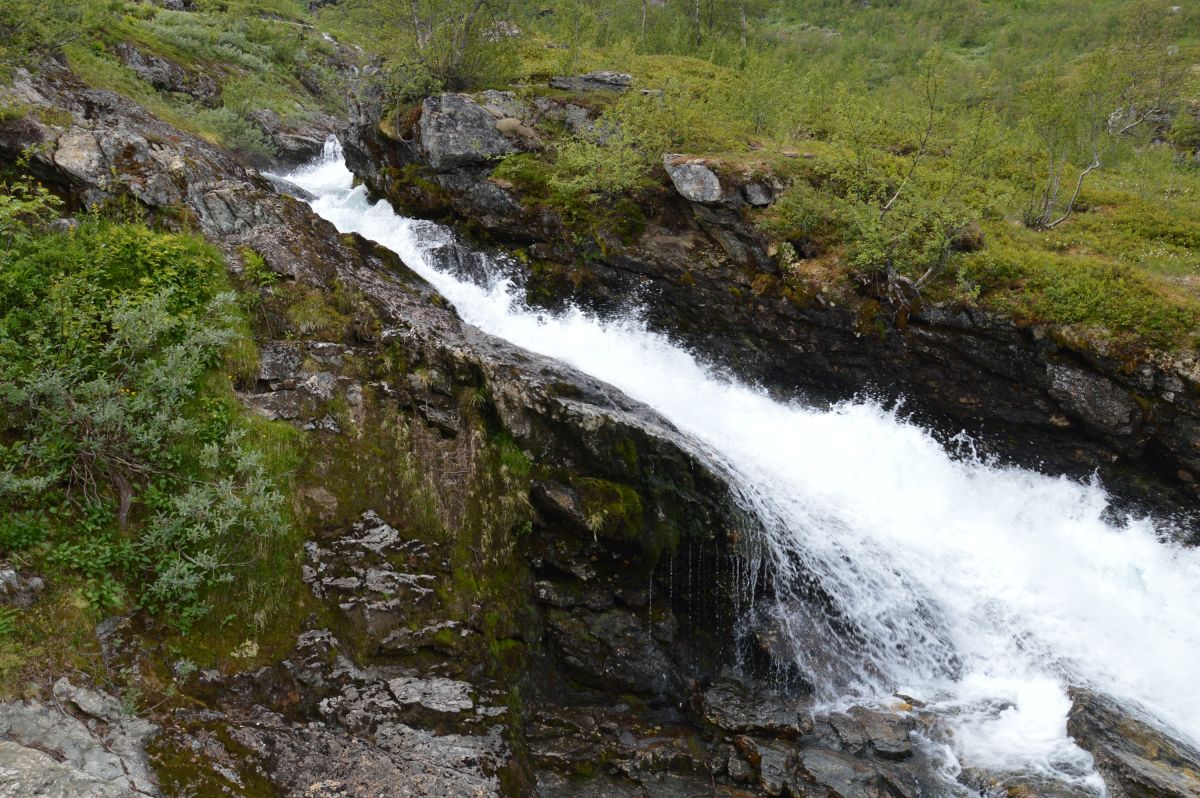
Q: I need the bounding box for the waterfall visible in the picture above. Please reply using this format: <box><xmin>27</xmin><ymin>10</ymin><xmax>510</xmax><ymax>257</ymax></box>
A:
<box><xmin>284</xmin><ymin>139</ymin><xmax>1200</xmax><ymax>794</ymax></box>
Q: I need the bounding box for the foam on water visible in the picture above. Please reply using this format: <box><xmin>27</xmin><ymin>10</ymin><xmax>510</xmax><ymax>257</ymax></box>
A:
<box><xmin>285</xmin><ymin>140</ymin><xmax>1200</xmax><ymax>793</ymax></box>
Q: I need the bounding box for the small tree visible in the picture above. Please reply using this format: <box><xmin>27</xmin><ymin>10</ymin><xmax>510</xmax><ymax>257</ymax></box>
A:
<box><xmin>1023</xmin><ymin>1</ymin><xmax>1184</xmax><ymax>229</ymax></box>
<box><xmin>829</xmin><ymin>51</ymin><xmax>999</xmax><ymax>302</ymax></box>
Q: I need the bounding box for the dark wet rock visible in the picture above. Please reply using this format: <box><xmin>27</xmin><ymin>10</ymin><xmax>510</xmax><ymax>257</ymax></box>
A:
<box><xmin>537</xmin><ymin>771</ymin><xmax>643</xmax><ymax>797</ymax></box>
<box><xmin>826</xmin><ymin>707</ymin><xmax>915</xmax><ymax>761</ymax></box>
<box><xmin>262</xmin><ymin>171</ymin><xmax>317</xmax><ymax>201</ymax></box>
<box><xmin>545</xmin><ymin>606</ymin><xmax>681</xmax><ymax>698</ymax></box>
<box><xmin>757</xmin><ymin>742</ymin><xmax>793</xmax><ymax>796</ymax></box>
<box><xmin>794</xmin><ymin>747</ymin><xmax>917</xmax><ymax>798</ymax></box>
<box><xmin>549</xmin><ymin>71</ymin><xmax>634</xmax><ymax>92</ymax></box>
<box><xmin>419</xmin><ymin>93</ymin><xmax>518</xmax><ymax>170</ymax></box>
<box><xmin>701</xmin><ymin>678</ymin><xmax>812</xmax><ymax>737</ymax></box>
<box><xmin>1068</xmin><ymin>689</ymin><xmax>1200</xmax><ymax>798</ymax></box>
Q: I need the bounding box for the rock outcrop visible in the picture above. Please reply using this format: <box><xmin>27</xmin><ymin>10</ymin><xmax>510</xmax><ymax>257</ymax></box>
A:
<box><xmin>0</xmin><ymin>680</ymin><xmax>159</xmax><ymax>797</ymax></box>
<box><xmin>1068</xmin><ymin>690</ymin><xmax>1200</xmax><ymax>798</ymax></box>
<box><xmin>548</xmin><ymin>70</ymin><xmax>633</xmax><ymax>92</ymax></box>
<box><xmin>342</xmin><ymin>83</ymin><xmax>1200</xmax><ymax>517</ymax></box>
<box><xmin>419</xmin><ymin>93</ymin><xmax>521</xmax><ymax>170</ymax></box>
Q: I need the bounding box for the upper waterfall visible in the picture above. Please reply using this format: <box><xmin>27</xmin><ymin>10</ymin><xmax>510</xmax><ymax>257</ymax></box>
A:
<box><xmin>285</xmin><ymin>139</ymin><xmax>1200</xmax><ymax>795</ymax></box>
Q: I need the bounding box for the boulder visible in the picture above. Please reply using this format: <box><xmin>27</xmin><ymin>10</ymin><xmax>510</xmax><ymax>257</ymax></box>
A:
<box><xmin>1067</xmin><ymin>689</ymin><xmax>1200</xmax><ymax>798</ymax></box>
<box><xmin>663</xmin><ymin>154</ymin><xmax>723</xmax><ymax>203</ymax></box>
<box><xmin>742</xmin><ymin>181</ymin><xmax>774</xmax><ymax>207</ymax></box>
<box><xmin>418</xmin><ymin>93</ymin><xmax>518</xmax><ymax>171</ymax></box>
<box><xmin>549</xmin><ymin>71</ymin><xmax>633</xmax><ymax>92</ymax></box>
<box><xmin>0</xmin><ymin>740</ymin><xmax>142</xmax><ymax>798</ymax></box>
<box><xmin>701</xmin><ymin>678</ymin><xmax>812</xmax><ymax>737</ymax></box>
<box><xmin>0</xmin><ymin>680</ymin><xmax>158</xmax><ymax>796</ymax></box>
<box><xmin>0</xmin><ymin>569</ymin><xmax>43</xmax><ymax>608</ymax></box>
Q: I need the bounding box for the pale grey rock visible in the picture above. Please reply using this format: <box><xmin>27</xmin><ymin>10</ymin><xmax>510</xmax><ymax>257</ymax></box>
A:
<box><xmin>0</xmin><ymin>681</ymin><xmax>157</xmax><ymax>796</ymax></box>
<box><xmin>419</xmin><ymin>93</ymin><xmax>517</xmax><ymax>171</ymax></box>
<box><xmin>0</xmin><ymin>740</ymin><xmax>141</xmax><ymax>798</ymax></box>
<box><xmin>387</xmin><ymin>676</ymin><xmax>474</xmax><ymax>713</ymax></box>
<box><xmin>743</xmin><ymin>181</ymin><xmax>774</xmax><ymax>206</ymax></box>
<box><xmin>0</xmin><ymin>569</ymin><xmax>43</xmax><ymax>608</ymax></box>
<box><xmin>662</xmin><ymin>154</ymin><xmax>723</xmax><ymax>203</ymax></box>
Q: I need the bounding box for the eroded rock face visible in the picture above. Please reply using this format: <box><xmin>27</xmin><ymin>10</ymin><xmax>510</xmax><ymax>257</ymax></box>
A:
<box><xmin>0</xmin><ymin>680</ymin><xmax>159</xmax><ymax>796</ymax></box>
<box><xmin>113</xmin><ymin>42</ymin><xmax>218</xmax><ymax>104</ymax></box>
<box><xmin>1068</xmin><ymin>689</ymin><xmax>1200</xmax><ymax>798</ymax></box>
<box><xmin>342</xmin><ymin>80</ymin><xmax>1200</xmax><ymax>514</ymax></box>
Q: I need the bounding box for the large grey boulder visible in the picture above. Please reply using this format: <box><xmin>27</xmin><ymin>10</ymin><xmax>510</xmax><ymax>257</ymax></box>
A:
<box><xmin>419</xmin><ymin>93</ymin><xmax>517</xmax><ymax>171</ymax></box>
<box><xmin>662</xmin><ymin>154</ymin><xmax>723</xmax><ymax>203</ymax></box>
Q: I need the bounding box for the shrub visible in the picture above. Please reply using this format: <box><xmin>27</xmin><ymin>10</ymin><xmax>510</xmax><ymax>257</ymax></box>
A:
<box><xmin>0</xmin><ymin>183</ymin><xmax>293</xmax><ymax>630</ymax></box>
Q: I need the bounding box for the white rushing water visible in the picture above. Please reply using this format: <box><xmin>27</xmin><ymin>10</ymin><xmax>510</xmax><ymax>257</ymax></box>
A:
<box><xmin>286</xmin><ymin>140</ymin><xmax>1200</xmax><ymax>793</ymax></box>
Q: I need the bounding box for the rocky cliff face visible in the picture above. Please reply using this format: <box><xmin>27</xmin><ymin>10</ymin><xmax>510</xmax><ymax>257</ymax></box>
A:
<box><xmin>3</xmin><ymin>63</ymin><xmax>1199</xmax><ymax>798</ymax></box>
<box><xmin>341</xmin><ymin>87</ymin><xmax>1200</xmax><ymax>523</ymax></box>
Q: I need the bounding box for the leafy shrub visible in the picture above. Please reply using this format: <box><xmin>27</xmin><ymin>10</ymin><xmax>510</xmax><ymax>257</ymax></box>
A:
<box><xmin>0</xmin><ymin>182</ymin><xmax>292</xmax><ymax>630</ymax></box>
<box><xmin>191</xmin><ymin>107</ymin><xmax>275</xmax><ymax>162</ymax></box>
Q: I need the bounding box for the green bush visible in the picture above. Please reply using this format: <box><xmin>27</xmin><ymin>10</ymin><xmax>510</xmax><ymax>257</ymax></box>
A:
<box><xmin>0</xmin><ymin>181</ymin><xmax>292</xmax><ymax>631</ymax></box>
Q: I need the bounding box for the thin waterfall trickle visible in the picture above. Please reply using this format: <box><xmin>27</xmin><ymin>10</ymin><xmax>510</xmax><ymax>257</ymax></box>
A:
<box><xmin>284</xmin><ymin>138</ymin><xmax>1200</xmax><ymax>795</ymax></box>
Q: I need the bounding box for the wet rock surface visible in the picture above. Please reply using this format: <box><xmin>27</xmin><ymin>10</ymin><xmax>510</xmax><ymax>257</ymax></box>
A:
<box><xmin>1068</xmin><ymin>689</ymin><xmax>1200</xmax><ymax>798</ymax></box>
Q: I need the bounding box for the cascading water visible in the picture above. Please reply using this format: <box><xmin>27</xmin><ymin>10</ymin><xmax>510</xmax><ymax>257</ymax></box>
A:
<box><xmin>285</xmin><ymin>138</ymin><xmax>1200</xmax><ymax>793</ymax></box>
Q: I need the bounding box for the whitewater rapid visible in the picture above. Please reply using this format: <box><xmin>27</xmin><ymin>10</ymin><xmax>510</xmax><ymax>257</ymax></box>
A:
<box><xmin>285</xmin><ymin>140</ymin><xmax>1200</xmax><ymax>793</ymax></box>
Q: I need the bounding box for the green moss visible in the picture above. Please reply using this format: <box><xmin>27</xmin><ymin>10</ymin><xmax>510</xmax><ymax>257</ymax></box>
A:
<box><xmin>575</xmin><ymin>477</ymin><xmax>644</xmax><ymax>540</ymax></box>
<box><xmin>613</xmin><ymin>437</ymin><xmax>638</xmax><ymax>471</ymax></box>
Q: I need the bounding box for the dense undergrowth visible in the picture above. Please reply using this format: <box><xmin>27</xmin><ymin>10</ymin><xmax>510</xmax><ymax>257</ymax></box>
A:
<box><xmin>0</xmin><ymin>176</ymin><xmax>302</xmax><ymax>693</ymax></box>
